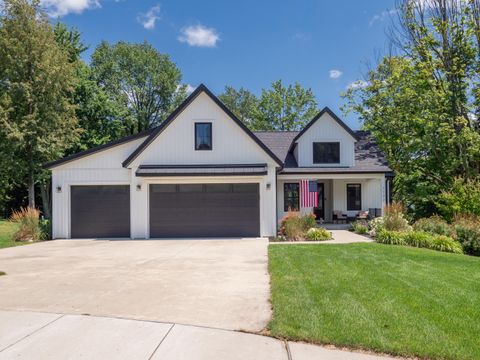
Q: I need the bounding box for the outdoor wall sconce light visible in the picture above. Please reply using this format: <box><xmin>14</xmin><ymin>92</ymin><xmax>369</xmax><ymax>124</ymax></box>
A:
<box><xmin>266</xmin><ymin>182</ymin><xmax>271</xmax><ymax>190</ymax></box>
<box><xmin>136</xmin><ymin>184</ymin><xmax>142</xmax><ymax>191</ymax></box>
<box><xmin>56</xmin><ymin>186</ymin><xmax>62</xmax><ymax>193</ymax></box>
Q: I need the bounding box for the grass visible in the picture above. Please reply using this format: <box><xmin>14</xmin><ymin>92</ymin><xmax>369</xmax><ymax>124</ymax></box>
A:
<box><xmin>268</xmin><ymin>243</ymin><xmax>480</xmax><ymax>360</ymax></box>
<box><xmin>0</xmin><ymin>219</ymin><xmax>19</xmax><ymax>249</ymax></box>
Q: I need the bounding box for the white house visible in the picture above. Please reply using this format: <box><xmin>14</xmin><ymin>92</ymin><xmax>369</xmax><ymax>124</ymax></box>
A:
<box><xmin>45</xmin><ymin>84</ymin><xmax>392</xmax><ymax>239</ymax></box>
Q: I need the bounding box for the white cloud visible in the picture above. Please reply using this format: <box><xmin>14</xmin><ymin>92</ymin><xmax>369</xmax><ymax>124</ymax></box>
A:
<box><xmin>137</xmin><ymin>5</ymin><xmax>161</xmax><ymax>30</ymax></box>
<box><xmin>185</xmin><ymin>84</ymin><xmax>195</xmax><ymax>94</ymax></box>
<box><xmin>347</xmin><ymin>80</ymin><xmax>369</xmax><ymax>90</ymax></box>
<box><xmin>329</xmin><ymin>69</ymin><xmax>343</xmax><ymax>79</ymax></box>
<box><xmin>176</xmin><ymin>84</ymin><xmax>196</xmax><ymax>94</ymax></box>
<box><xmin>40</xmin><ymin>0</ymin><xmax>100</xmax><ymax>17</ymax></box>
<box><xmin>178</xmin><ymin>25</ymin><xmax>220</xmax><ymax>48</ymax></box>
<box><xmin>369</xmin><ymin>8</ymin><xmax>397</xmax><ymax>27</ymax></box>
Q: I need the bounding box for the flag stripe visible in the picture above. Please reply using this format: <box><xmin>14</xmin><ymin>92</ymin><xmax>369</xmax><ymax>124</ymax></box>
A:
<box><xmin>300</xmin><ymin>180</ymin><xmax>318</xmax><ymax>208</ymax></box>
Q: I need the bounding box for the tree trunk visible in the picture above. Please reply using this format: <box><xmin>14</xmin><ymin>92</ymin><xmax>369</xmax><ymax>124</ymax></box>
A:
<box><xmin>40</xmin><ymin>181</ymin><xmax>51</xmax><ymax>219</ymax></box>
<box><xmin>28</xmin><ymin>170</ymin><xmax>35</xmax><ymax>208</ymax></box>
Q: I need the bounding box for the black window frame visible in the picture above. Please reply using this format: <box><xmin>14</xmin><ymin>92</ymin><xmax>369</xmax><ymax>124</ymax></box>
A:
<box><xmin>346</xmin><ymin>183</ymin><xmax>362</xmax><ymax>211</ymax></box>
<box><xmin>195</xmin><ymin>122</ymin><xmax>212</xmax><ymax>151</ymax></box>
<box><xmin>284</xmin><ymin>183</ymin><xmax>300</xmax><ymax>212</ymax></box>
<box><xmin>313</xmin><ymin>142</ymin><xmax>340</xmax><ymax>164</ymax></box>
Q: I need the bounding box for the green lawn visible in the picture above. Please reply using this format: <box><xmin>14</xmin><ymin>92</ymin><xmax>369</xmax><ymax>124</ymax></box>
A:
<box><xmin>268</xmin><ymin>243</ymin><xmax>480</xmax><ymax>360</ymax></box>
<box><xmin>0</xmin><ymin>219</ymin><xmax>18</xmax><ymax>249</ymax></box>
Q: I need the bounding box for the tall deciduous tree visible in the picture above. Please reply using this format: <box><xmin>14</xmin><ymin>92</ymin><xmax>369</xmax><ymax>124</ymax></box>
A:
<box><xmin>0</xmin><ymin>0</ymin><xmax>79</xmax><ymax>210</ymax></box>
<box><xmin>219</xmin><ymin>86</ymin><xmax>258</xmax><ymax>127</ymax></box>
<box><xmin>53</xmin><ymin>23</ymin><xmax>123</xmax><ymax>152</ymax></box>
<box><xmin>91</xmin><ymin>41</ymin><xmax>187</xmax><ymax>134</ymax></box>
<box><xmin>344</xmin><ymin>0</ymin><xmax>480</xmax><ymax>218</ymax></box>
<box><xmin>253</xmin><ymin>80</ymin><xmax>318</xmax><ymax>131</ymax></box>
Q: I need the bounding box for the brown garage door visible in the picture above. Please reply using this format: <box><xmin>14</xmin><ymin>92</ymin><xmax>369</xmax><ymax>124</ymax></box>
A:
<box><xmin>149</xmin><ymin>183</ymin><xmax>260</xmax><ymax>238</ymax></box>
<box><xmin>71</xmin><ymin>185</ymin><xmax>130</xmax><ymax>238</ymax></box>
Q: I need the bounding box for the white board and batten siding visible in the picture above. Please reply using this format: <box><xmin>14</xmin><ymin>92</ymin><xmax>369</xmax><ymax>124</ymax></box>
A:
<box><xmin>295</xmin><ymin>111</ymin><xmax>355</xmax><ymax>167</ymax></box>
<box><xmin>128</xmin><ymin>92</ymin><xmax>278</xmax><ymax>238</ymax></box>
<box><xmin>51</xmin><ymin>137</ymin><xmax>147</xmax><ymax>239</ymax></box>
<box><xmin>51</xmin><ymin>92</ymin><xmax>279</xmax><ymax>239</ymax></box>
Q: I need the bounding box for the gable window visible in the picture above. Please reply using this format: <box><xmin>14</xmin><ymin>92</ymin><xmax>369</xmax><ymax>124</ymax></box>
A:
<box><xmin>313</xmin><ymin>142</ymin><xmax>340</xmax><ymax>164</ymax></box>
<box><xmin>347</xmin><ymin>184</ymin><xmax>361</xmax><ymax>211</ymax></box>
<box><xmin>284</xmin><ymin>183</ymin><xmax>300</xmax><ymax>211</ymax></box>
<box><xmin>195</xmin><ymin>123</ymin><xmax>212</xmax><ymax>150</ymax></box>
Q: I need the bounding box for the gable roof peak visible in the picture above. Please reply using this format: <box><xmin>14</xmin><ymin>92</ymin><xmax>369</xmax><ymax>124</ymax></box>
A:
<box><xmin>122</xmin><ymin>83</ymin><xmax>283</xmax><ymax>168</ymax></box>
<box><xmin>293</xmin><ymin>106</ymin><xmax>358</xmax><ymax>143</ymax></box>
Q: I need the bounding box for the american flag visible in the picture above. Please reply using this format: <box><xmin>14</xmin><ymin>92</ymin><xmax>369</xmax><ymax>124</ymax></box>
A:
<box><xmin>300</xmin><ymin>180</ymin><xmax>318</xmax><ymax>208</ymax></box>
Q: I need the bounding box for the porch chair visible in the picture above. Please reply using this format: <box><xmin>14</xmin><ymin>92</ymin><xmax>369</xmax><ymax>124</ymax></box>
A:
<box><xmin>333</xmin><ymin>210</ymin><xmax>347</xmax><ymax>224</ymax></box>
<box><xmin>356</xmin><ymin>210</ymin><xmax>369</xmax><ymax>221</ymax></box>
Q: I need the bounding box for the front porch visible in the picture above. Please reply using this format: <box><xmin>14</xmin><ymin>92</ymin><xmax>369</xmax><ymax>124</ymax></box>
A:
<box><xmin>276</xmin><ymin>173</ymin><xmax>387</xmax><ymax>226</ymax></box>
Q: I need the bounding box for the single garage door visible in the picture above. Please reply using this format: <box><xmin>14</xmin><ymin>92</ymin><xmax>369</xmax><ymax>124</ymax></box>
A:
<box><xmin>71</xmin><ymin>185</ymin><xmax>130</xmax><ymax>238</ymax></box>
<box><xmin>150</xmin><ymin>183</ymin><xmax>260</xmax><ymax>238</ymax></box>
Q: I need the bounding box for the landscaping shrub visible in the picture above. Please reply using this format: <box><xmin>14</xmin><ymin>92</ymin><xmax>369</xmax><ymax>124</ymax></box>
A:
<box><xmin>383</xmin><ymin>202</ymin><xmax>412</xmax><ymax>232</ymax></box>
<box><xmin>10</xmin><ymin>207</ymin><xmax>44</xmax><ymax>242</ymax></box>
<box><xmin>436</xmin><ymin>178</ymin><xmax>480</xmax><ymax>222</ymax></box>
<box><xmin>279</xmin><ymin>211</ymin><xmax>318</xmax><ymax>241</ymax></box>
<box><xmin>368</xmin><ymin>217</ymin><xmax>385</xmax><ymax>236</ymax></box>
<box><xmin>301</xmin><ymin>213</ymin><xmax>317</xmax><ymax>230</ymax></box>
<box><xmin>283</xmin><ymin>216</ymin><xmax>304</xmax><ymax>240</ymax></box>
<box><xmin>403</xmin><ymin>231</ymin><xmax>433</xmax><ymax>248</ymax></box>
<box><xmin>454</xmin><ymin>214</ymin><xmax>480</xmax><ymax>256</ymax></box>
<box><xmin>376</xmin><ymin>230</ymin><xmax>406</xmax><ymax>245</ymax></box>
<box><xmin>40</xmin><ymin>219</ymin><xmax>51</xmax><ymax>240</ymax></box>
<box><xmin>376</xmin><ymin>230</ymin><xmax>462</xmax><ymax>254</ymax></box>
<box><xmin>352</xmin><ymin>220</ymin><xmax>368</xmax><ymax>234</ymax></box>
<box><xmin>413</xmin><ymin>215</ymin><xmax>455</xmax><ymax>237</ymax></box>
<box><xmin>430</xmin><ymin>235</ymin><xmax>463</xmax><ymax>254</ymax></box>
<box><xmin>305</xmin><ymin>227</ymin><xmax>331</xmax><ymax>241</ymax></box>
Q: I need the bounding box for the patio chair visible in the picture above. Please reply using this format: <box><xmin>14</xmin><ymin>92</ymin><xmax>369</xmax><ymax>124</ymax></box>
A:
<box><xmin>356</xmin><ymin>210</ymin><xmax>369</xmax><ymax>221</ymax></box>
<box><xmin>333</xmin><ymin>210</ymin><xmax>347</xmax><ymax>224</ymax></box>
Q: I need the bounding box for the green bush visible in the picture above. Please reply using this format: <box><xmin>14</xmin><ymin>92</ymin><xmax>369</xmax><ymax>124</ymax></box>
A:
<box><xmin>376</xmin><ymin>230</ymin><xmax>462</xmax><ymax>254</ymax></box>
<box><xmin>376</xmin><ymin>230</ymin><xmax>406</xmax><ymax>245</ymax></box>
<box><xmin>40</xmin><ymin>219</ymin><xmax>51</xmax><ymax>240</ymax></box>
<box><xmin>301</xmin><ymin>213</ymin><xmax>317</xmax><ymax>230</ymax></box>
<box><xmin>403</xmin><ymin>231</ymin><xmax>433</xmax><ymax>248</ymax></box>
<box><xmin>305</xmin><ymin>227</ymin><xmax>331</xmax><ymax>241</ymax></box>
<box><xmin>413</xmin><ymin>215</ymin><xmax>455</xmax><ymax>237</ymax></box>
<box><xmin>437</xmin><ymin>178</ymin><xmax>480</xmax><ymax>222</ymax></box>
<box><xmin>454</xmin><ymin>215</ymin><xmax>480</xmax><ymax>256</ymax></box>
<box><xmin>352</xmin><ymin>220</ymin><xmax>368</xmax><ymax>234</ymax></box>
<box><xmin>431</xmin><ymin>235</ymin><xmax>463</xmax><ymax>254</ymax></box>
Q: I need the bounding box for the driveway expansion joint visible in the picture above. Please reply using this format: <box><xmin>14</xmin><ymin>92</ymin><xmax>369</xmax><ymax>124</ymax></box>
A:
<box><xmin>0</xmin><ymin>313</ymin><xmax>65</xmax><ymax>353</ymax></box>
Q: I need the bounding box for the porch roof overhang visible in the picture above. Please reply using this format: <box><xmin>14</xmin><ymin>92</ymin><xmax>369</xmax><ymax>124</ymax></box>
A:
<box><xmin>278</xmin><ymin>166</ymin><xmax>393</xmax><ymax>175</ymax></box>
<box><xmin>135</xmin><ymin>164</ymin><xmax>268</xmax><ymax>177</ymax></box>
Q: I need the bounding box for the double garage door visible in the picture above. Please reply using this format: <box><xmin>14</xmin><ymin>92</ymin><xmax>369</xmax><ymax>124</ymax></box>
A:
<box><xmin>70</xmin><ymin>183</ymin><xmax>260</xmax><ymax>238</ymax></box>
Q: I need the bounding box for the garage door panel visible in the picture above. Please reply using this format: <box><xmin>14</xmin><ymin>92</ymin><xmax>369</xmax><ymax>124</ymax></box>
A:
<box><xmin>149</xmin><ymin>183</ymin><xmax>260</xmax><ymax>238</ymax></box>
<box><xmin>71</xmin><ymin>185</ymin><xmax>130</xmax><ymax>238</ymax></box>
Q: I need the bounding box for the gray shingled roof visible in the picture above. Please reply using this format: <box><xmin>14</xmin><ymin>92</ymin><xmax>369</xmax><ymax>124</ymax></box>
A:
<box><xmin>253</xmin><ymin>130</ymin><xmax>392</xmax><ymax>173</ymax></box>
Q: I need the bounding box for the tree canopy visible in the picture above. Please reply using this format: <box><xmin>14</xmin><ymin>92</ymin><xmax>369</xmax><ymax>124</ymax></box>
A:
<box><xmin>343</xmin><ymin>0</ymin><xmax>480</xmax><ymax>218</ymax></box>
<box><xmin>219</xmin><ymin>80</ymin><xmax>318</xmax><ymax>131</ymax></box>
<box><xmin>91</xmin><ymin>41</ymin><xmax>187</xmax><ymax>134</ymax></box>
<box><xmin>0</xmin><ymin>0</ymin><xmax>79</xmax><ymax>209</ymax></box>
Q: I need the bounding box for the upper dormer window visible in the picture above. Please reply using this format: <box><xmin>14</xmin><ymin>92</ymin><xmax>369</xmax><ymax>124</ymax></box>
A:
<box><xmin>195</xmin><ymin>123</ymin><xmax>212</xmax><ymax>150</ymax></box>
<box><xmin>313</xmin><ymin>142</ymin><xmax>340</xmax><ymax>164</ymax></box>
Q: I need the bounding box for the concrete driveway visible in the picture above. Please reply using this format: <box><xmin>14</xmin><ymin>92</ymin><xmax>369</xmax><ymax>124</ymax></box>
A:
<box><xmin>0</xmin><ymin>239</ymin><xmax>270</xmax><ymax>332</ymax></box>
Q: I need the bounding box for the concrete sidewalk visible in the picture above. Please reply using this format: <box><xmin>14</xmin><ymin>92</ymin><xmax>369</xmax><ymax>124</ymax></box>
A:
<box><xmin>0</xmin><ymin>310</ymin><xmax>394</xmax><ymax>360</ymax></box>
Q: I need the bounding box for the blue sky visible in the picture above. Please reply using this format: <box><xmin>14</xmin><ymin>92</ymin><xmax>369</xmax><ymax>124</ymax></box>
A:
<box><xmin>46</xmin><ymin>0</ymin><xmax>398</xmax><ymax>129</ymax></box>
